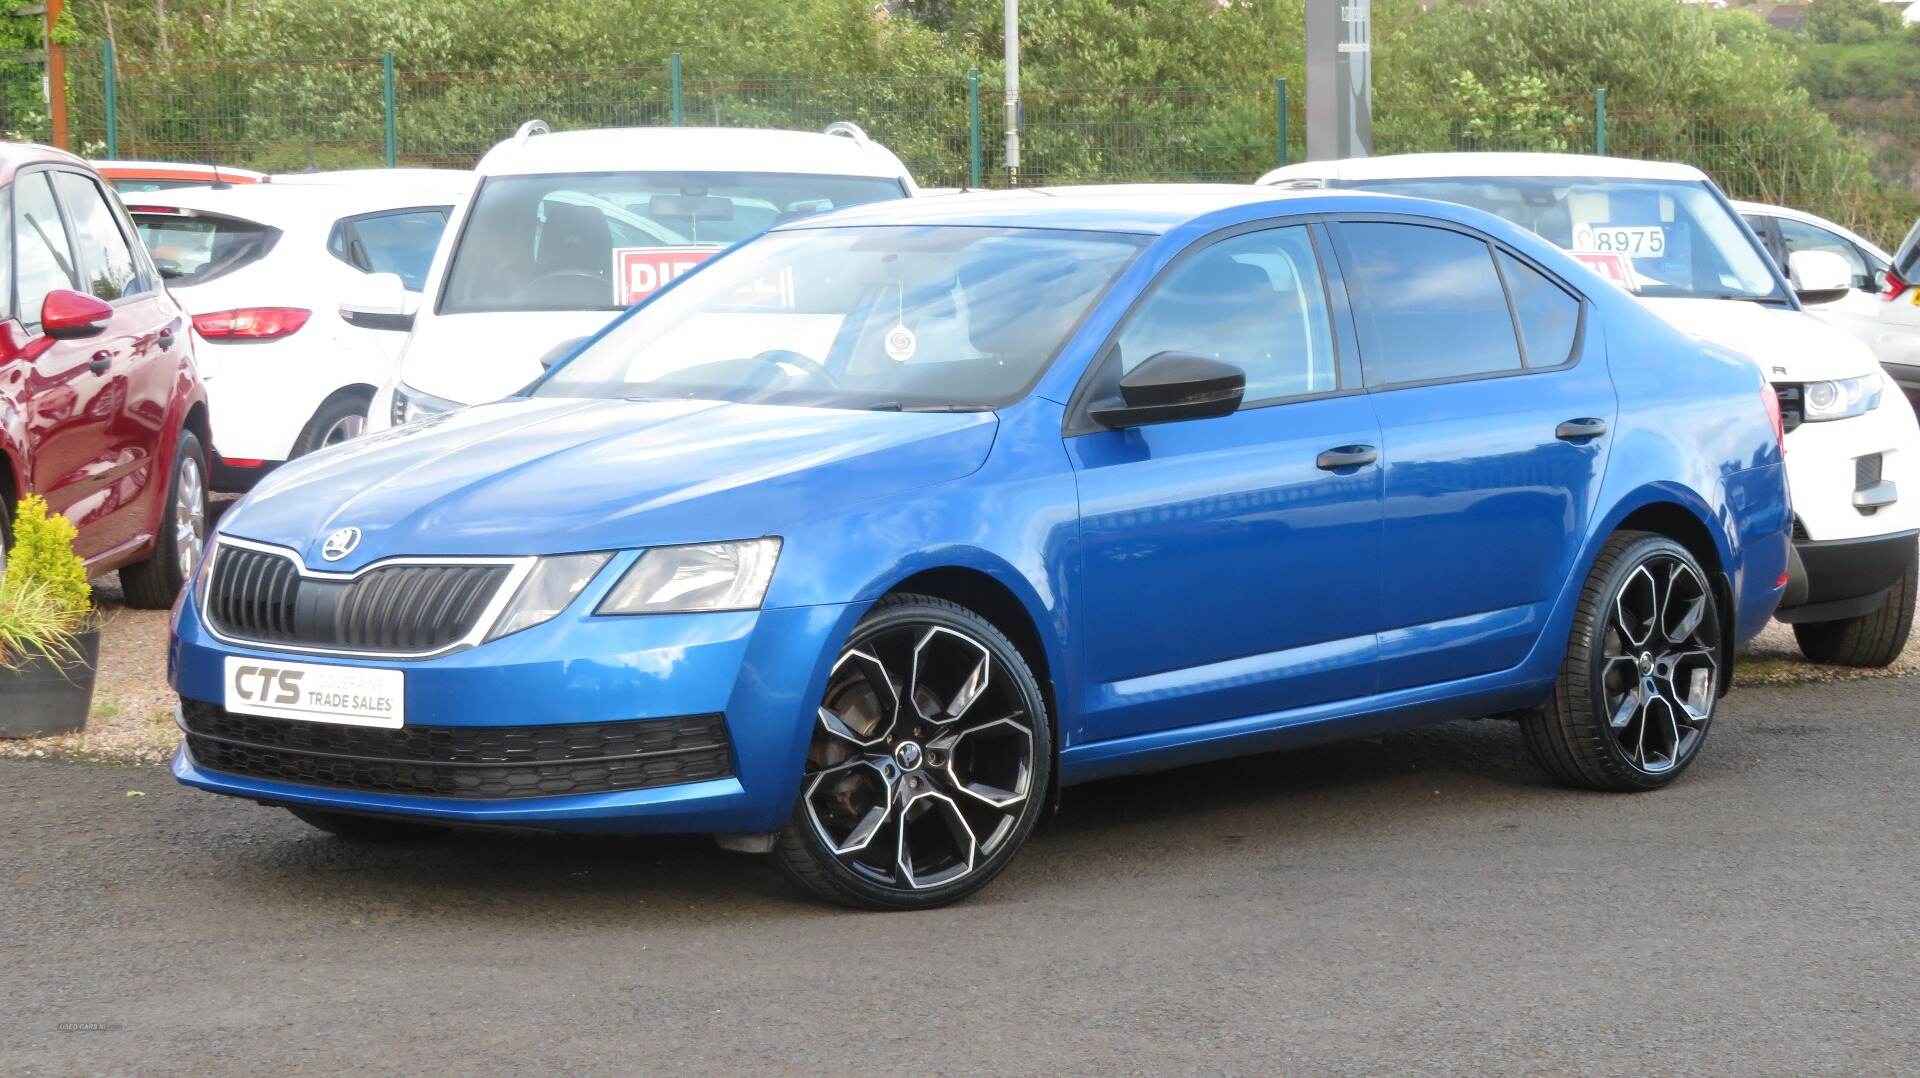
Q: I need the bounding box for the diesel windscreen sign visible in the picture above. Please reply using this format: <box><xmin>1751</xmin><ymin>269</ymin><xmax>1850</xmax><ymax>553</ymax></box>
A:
<box><xmin>612</xmin><ymin>246</ymin><xmax>723</xmax><ymax>306</ymax></box>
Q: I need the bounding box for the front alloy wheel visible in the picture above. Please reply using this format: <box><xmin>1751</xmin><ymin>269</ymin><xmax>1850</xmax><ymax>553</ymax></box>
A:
<box><xmin>775</xmin><ymin>595</ymin><xmax>1051</xmax><ymax>909</ymax></box>
<box><xmin>1524</xmin><ymin>532</ymin><xmax>1721</xmax><ymax>790</ymax></box>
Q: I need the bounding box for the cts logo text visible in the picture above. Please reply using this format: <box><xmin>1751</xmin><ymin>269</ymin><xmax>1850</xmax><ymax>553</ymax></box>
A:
<box><xmin>232</xmin><ymin>665</ymin><xmax>303</xmax><ymax>706</ymax></box>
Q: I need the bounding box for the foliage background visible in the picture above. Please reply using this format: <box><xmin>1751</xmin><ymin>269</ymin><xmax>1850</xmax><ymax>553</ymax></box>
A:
<box><xmin>4</xmin><ymin>0</ymin><xmax>1920</xmax><ymax>244</ymax></box>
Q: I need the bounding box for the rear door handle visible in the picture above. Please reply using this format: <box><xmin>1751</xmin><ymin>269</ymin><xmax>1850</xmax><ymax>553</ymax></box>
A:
<box><xmin>1555</xmin><ymin>418</ymin><xmax>1609</xmax><ymax>441</ymax></box>
<box><xmin>1316</xmin><ymin>444</ymin><xmax>1379</xmax><ymax>471</ymax></box>
<box><xmin>89</xmin><ymin>350</ymin><xmax>116</xmax><ymax>374</ymax></box>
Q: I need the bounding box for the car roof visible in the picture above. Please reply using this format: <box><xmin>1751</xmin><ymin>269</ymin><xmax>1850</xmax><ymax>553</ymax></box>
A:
<box><xmin>1729</xmin><ymin>198</ymin><xmax>1890</xmax><ymax>261</ymax></box>
<box><xmin>1261</xmin><ymin>151</ymin><xmax>1709</xmax><ymax>186</ymax></box>
<box><xmin>475</xmin><ymin>126</ymin><xmax>913</xmax><ymax>181</ymax></box>
<box><xmin>122</xmin><ymin>177</ymin><xmax>471</xmax><ymax>226</ymax></box>
<box><xmin>0</xmin><ymin>141</ymin><xmax>92</xmax><ymax>179</ymax></box>
<box><xmin>271</xmin><ymin>168</ymin><xmax>470</xmax><ymax>186</ymax></box>
<box><xmin>780</xmin><ymin>183</ymin><xmax>1430</xmax><ymax>235</ymax></box>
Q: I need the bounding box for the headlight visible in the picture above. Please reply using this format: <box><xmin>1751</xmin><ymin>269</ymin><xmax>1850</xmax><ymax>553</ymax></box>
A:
<box><xmin>390</xmin><ymin>382</ymin><xmax>462</xmax><ymax>426</ymax></box>
<box><xmin>1800</xmin><ymin>374</ymin><xmax>1883</xmax><ymax>422</ymax></box>
<box><xmin>597</xmin><ymin>539</ymin><xmax>781</xmax><ymax>615</ymax></box>
<box><xmin>485</xmin><ymin>552</ymin><xmax>612</xmax><ymax>642</ymax></box>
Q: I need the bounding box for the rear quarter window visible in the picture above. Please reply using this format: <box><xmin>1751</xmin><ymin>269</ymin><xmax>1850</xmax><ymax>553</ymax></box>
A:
<box><xmin>133</xmin><ymin>212</ymin><xmax>281</xmax><ymax>287</ymax></box>
<box><xmin>1497</xmin><ymin>251</ymin><xmax>1581</xmax><ymax>367</ymax></box>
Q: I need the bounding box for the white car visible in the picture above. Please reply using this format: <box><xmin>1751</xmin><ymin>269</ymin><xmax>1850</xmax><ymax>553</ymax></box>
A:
<box><xmin>127</xmin><ymin>172</ymin><xmax>472</xmax><ymax>490</ymax></box>
<box><xmin>1733</xmin><ymin>200</ymin><xmax>1920</xmax><ymax>410</ymax></box>
<box><xmin>360</xmin><ymin>121</ymin><xmax>918</xmax><ymax>430</ymax></box>
<box><xmin>1262</xmin><ymin>152</ymin><xmax>1919</xmax><ymax>667</ymax></box>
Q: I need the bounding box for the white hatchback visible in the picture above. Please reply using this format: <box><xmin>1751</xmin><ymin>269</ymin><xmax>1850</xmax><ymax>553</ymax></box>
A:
<box><xmin>360</xmin><ymin>122</ymin><xmax>918</xmax><ymax>430</ymax></box>
<box><xmin>1263</xmin><ymin>152</ymin><xmax>1920</xmax><ymax>667</ymax></box>
<box><xmin>129</xmin><ymin>172</ymin><xmax>472</xmax><ymax>490</ymax></box>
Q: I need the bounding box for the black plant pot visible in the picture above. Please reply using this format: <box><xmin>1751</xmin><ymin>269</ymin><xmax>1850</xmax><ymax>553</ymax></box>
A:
<box><xmin>0</xmin><ymin>627</ymin><xmax>100</xmax><ymax>738</ymax></box>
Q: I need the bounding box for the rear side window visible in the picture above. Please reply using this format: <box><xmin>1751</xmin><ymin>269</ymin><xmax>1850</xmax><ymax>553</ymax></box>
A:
<box><xmin>327</xmin><ymin>208</ymin><xmax>449</xmax><ymax>291</ymax></box>
<box><xmin>14</xmin><ymin>172</ymin><xmax>78</xmax><ymax>327</ymax></box>
<box><xmin>1776</xmin><ymin>218</ymin><xmax>1876</xmax><ymax>292</ymax></box>
<box><xmin>51</xmin><ymin>171</ymin><xmax>143</xmax><ymax>301</ymax></box>
<box><xmin>132</xmin><ymin>212</ymin><xmax>281</xmax><ymax>287</ymax></box>
<box><xmin>1497</xmin><ymin>251</ymin><xmax>1580</xmax><ymax>367</ymax></box>
<box><xmin>1339</xmin><ymin>222</ymin><xmax>1522</xmax><ymax>386</ymax></box>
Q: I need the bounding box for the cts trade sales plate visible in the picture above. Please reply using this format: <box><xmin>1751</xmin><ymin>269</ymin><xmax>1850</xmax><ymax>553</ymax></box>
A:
<box><xmin>223</xmin><ymin>656</ymin><xmax>404</xmax><ymax>729</ymax></box>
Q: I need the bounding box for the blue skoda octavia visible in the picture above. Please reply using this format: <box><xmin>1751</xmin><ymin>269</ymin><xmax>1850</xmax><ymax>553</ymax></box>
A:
<box><xmin>170</xmin><ymin>186</ymin><xmax>1792</xmax><ymax>909</ymax></box>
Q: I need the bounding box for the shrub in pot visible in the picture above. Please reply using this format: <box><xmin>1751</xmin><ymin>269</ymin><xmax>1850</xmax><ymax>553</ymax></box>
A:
<box><xmin>1</xmin><ymin>496</ymin><xmax>99</xmax><ymax>738</ymax></box>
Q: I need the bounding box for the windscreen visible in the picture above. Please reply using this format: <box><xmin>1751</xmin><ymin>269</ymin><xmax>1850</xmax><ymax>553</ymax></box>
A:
<box><xmin>439</xmin><ymin>171</ymin><xmax>909</xmax><ymax>314</ymax></box>
<box><xmin>132</xmin><ymin>212</ymin><xmax>281</xmax><ymax>286</ymax></box>
<box><xmin>534</xmin><ymin>224</ymin><xmax>1146</xmax><ymax>411</ymax></box>
<box><xmin>1342</xmin><ymin>176</ymin><xmax>1782</xmax><ymax>300</ymax></box>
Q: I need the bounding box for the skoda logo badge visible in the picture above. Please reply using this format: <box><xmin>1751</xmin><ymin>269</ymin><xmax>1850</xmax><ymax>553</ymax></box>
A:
<box><xmin>320</xmin><ymin>527</ymin><xmax>362</xmax><ymax>562</ymax></box>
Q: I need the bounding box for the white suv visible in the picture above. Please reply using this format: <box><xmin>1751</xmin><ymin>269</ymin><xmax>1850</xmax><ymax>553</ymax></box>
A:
<box><xmin>361</xmin><ymin>122</ymin><xmax>918</xmax><ymax>430</ymax></box>
<box><xmin>1263</xmin><ymin>152</ymin><xmax>1919</xmax><ymax>667</ymax></box>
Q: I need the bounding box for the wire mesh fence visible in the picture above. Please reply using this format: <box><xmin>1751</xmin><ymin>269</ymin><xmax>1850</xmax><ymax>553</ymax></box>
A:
<box><xmin>30</xmin><ymin>49</ymin><xmax>1920</xmax><ymax>246</ymax></box>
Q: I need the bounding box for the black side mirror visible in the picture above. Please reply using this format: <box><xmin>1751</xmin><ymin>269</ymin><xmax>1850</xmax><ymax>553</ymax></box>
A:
<box><xmin>540</xmin><ymin>335</ymin><xmax>590</xmax><ymax>370</ymax></box>
<box><xmin>1089</xmin><ymin>351</ymin><xmax>1245</xmax><ymax>429</ymax></box>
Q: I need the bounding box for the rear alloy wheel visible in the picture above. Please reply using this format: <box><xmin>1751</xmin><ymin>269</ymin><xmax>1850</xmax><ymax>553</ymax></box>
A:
<box><xmin>774</xmin><ymin>595</ymin><xmax>1051</xmax><ymax>910</ymax></box>
<box><xmin>1523</xmin><ymin>532</ymin><xmax>1721</xmax><ymax>791</ymax></box>
<box><xmin>1791</xmin><ymin>553</ymin><xmax>1915</xmax><ymax>668</ymax></box>
<box><xmin>294</xmin><ymin>393</ymin><xmax>372</xmax><ymax>457</ymax></box>
<box><xmin>120</xmin><ymin>429</ymin><xmax>208</xmax><ymax>609</ymax></box>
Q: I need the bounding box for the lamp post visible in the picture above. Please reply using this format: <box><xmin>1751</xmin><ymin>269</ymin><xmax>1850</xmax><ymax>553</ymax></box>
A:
<box><xmin>1004</xmin><ymin>0</ymin><xmax>1020</xmax><ymax>184</ymax></box>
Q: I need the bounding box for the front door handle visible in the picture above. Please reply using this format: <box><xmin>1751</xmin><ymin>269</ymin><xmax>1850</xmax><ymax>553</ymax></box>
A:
<box><xmin>88</xmin><ymin>350</ymin><xmax>115</xmax><ymax>374</ymax></box>
<box><xmin>1316</xmin><ymin>444</ymin><xmax>1379</xmax><ymax>471</ymax></box>
<box><xmin>1555</xmin><ymin>417</ymin><xmax>1609</xmax><ymax>441</ymax></box>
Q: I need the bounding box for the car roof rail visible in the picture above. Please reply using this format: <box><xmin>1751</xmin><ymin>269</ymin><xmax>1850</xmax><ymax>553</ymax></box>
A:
<box><xmin>823</xmin><ymin>121</ymin><xmax>872</xmax><ymax>147</ymax></box>
<box><xmin>513</xmin><ymin>119</ymin><xmax>551</xmax><ymax>145</ymax></box>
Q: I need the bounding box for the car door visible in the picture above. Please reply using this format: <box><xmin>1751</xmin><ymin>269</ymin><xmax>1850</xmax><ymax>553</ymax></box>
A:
<box><xmin>13</xmin><ymin>168</ymin><xmax>122</xmax><ymax>560</ymax></box>
<box><xmin>1066</xmin><ymin>222</ymin><xmax>1385</xmax><ymax>742</ymax></box>
<box><xmin>1328</xmin><ymin>218</ymin><xmax>1614</xmax><ymax>692</ymax></box>
<box><xmin>327</xmin><ymin>206</ymin><xmax>451</xmax><ymax>362</ymax></box>
<box><xmin>46</xmin><ymin>168</ymin><xmax>182</xmax><ymax>561</ymax></box>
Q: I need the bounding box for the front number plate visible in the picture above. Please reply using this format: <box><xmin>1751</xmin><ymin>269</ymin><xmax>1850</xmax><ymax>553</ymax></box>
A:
<box><xmin>223</xmin><ymin>657</ymin><xmax>405</xmax><ymax>729</ymax></box>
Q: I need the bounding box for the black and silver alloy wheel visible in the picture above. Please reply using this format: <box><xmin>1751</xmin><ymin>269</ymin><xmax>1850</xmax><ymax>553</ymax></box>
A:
<box><xmin>1524</xmin><ymin>531</ymin><xmax>1722</xmax><ymax>791</ymax></box>
<box><xmin>776</xmin><ymin>595</ymin><xmax>1051</xmax><ymax>909</ymax></box>
<box><xmin>1599</xmin><ymin>554</ymin><xmax>1717</xmax><ymax>774</ymax></box>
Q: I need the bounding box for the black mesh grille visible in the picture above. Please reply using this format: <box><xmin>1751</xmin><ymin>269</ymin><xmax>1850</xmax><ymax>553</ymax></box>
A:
<box><xmin>205</xmin><ymin>544</ymin><xmax>511</xmax><ymax>654</ymax></box>
<box><xmin>1774</xmin><ymin>384</ymin><xmax>1804</xmax><ymax>433</ymax></box>
<box><xmin>180</xmin><ymin>699</ymin><xmax>733</xmax><ymax>799</ymax></box>
<box><xmin>1856</xmin><ymin>453</ymin><xmax>1884</xmax><ymax>490</ymax></box>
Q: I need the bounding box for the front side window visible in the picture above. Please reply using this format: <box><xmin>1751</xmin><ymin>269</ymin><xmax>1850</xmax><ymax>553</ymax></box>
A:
<box><xmin>1110</xmin><ymin>226</ymin><xmax>1341</xmax><ymax>404</ymax></box>
<box><xmin>1776</xmin><ymin>218</ymin><xmax>1875</xmax><ymax>292</ymax></box>
<box><xmin>1339</xmin><ymin>222</ymin><xmax>1522</xmax><ymax>386</ymax></box>
<box><xmin>14</xmin><ymin>172</ymin><xmax>78</xmax><ymax>327</ymax></box>
<box><xmin>51</xmin><ymin>171</ymin><xmax>142</xmax><ymax>301</ymax></box>
<box><xmin>328</xmin><ymin>208</ymin><xmax>450</xmax><ymax>291</ymax></box>
<box><xmin>440</xmin><ymin>171</ymin><xmax>909</xmax><ymax>314</ymax></box>
<box><xmin>535</xmin><ymin>224</ymin><xmax>1145</xmax><ymax>411</ymax></box>
<box><xmin>1342</xmin><ymin>176</ymin><xmax>1780</xmax><ymax>301</ymax></box>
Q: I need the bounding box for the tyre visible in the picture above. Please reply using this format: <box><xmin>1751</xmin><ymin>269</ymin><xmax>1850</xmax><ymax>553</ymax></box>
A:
<box><xmin>286</xmin><ymin>806</ymin><xmax>433</xmax><ymax>841</ymax></box>
<box><xmin>1791</xmin><ymin>554</ymin><xmax>1916</xmax><ymax>668</ymax></box>
<box><xmin>1522</xmin><ymin>531</ymin><xmax>1721</xmax><ymax>791</ymax></box>
<box><xmin>120</xmin><ymin>429</ymin><xmax>208</xmax><ymax>609</ymax></box>
<box><xmin>773</xmin><ymin>594</ymin><xmax>1052</xmax><ymax>910</ymax></box>
<box><xmin>292</xmin><ymin>392</ymin><xmax>371</xmax><ymax>458</ymax></box>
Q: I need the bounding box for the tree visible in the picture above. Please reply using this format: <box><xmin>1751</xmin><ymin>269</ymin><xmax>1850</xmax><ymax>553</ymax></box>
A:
<box><xmin>1807</xmin><ymin>0</ymin><xmax>1899</xmax><ymax>46</ymax></box>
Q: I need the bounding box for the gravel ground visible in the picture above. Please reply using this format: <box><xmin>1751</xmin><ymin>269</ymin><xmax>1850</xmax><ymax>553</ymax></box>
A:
<box><xmin>3</xmin><ymin>676</ymin><xmax>1916</xmax><ymax>1075</ymax></box>
<box><xmin>5</xmin><ymin>573</ymin><xmax>1914</xmax><ymax>768</ymax></box>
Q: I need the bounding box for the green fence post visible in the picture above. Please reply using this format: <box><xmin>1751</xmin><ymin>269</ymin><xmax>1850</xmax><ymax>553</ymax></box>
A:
<box><xmin>382</xmin><ymin>53</ymin><xmax>397</xmax><ymax>168</ymax></box>
<box><xmin>670</xmin><ymin>52</ymin><xmax>683</xmax><ymax>126</ymax></box>
<box><xmin>1594</xmin><ymin>88</ymin><xmax>1607</xmax><ymax>156</ymax></box>
<box><xmin>102</xmin><ymin>38</ymin><xmax>117</xmax><ymax>159</ymax></box>
<box><xmin>1275</xmin><ymin>78</ymin><xmax>1289</xmax><ymax>168</ymax></box>
<box><xmin>967</xmin><ymin>68</ymin><xmax>982</xmax><ymax>189</ymax></box>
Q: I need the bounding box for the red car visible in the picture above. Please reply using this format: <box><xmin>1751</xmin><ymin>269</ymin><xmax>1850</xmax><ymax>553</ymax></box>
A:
<box><xmin>0</xmin><ymin>143</ymin><xmax>211</xmax><ymax>607</ymax></box>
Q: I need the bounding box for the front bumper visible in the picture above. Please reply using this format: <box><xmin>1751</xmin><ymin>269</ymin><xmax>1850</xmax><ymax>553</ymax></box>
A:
<box><xmin>169</xmin><ymin>590</ymin><xmax>862</xmax><ymax>834</ymax></box>
<box><xmin>1778</xmin><ymin>529</ymin><xmax>1919</xmax><ymax>623</ymax></box>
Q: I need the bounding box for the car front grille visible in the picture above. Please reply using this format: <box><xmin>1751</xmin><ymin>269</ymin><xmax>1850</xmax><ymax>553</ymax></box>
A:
<box><xmin>204</xmin><ymin>543</ymin><xmax>513</xmax><ymax>655</ymax></box>
<box><xmin>1773</xmin><ymin>383</ymin><xmax>1804</xmax><ymax>433</ymax></box>
<box><xmin>179</xmin><ymin>699</ymin><xmax>734</xmax><ymax>799</ymax></box>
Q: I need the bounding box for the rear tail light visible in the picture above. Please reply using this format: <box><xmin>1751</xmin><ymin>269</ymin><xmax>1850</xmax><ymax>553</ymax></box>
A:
<box><xmin>192</xmin><ymin>307</ymin><xmax>310</xmax><ymax>340</ymax></box>
<box><xmin>1764</xmin><ymin>384</ymin><xmax>1786</xmax><ymax>456</ymax></box>
<box><xmin>1881</xmin><ymin>267</ymin><xmax>1906</xmax><ymax>301</ymax></box>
